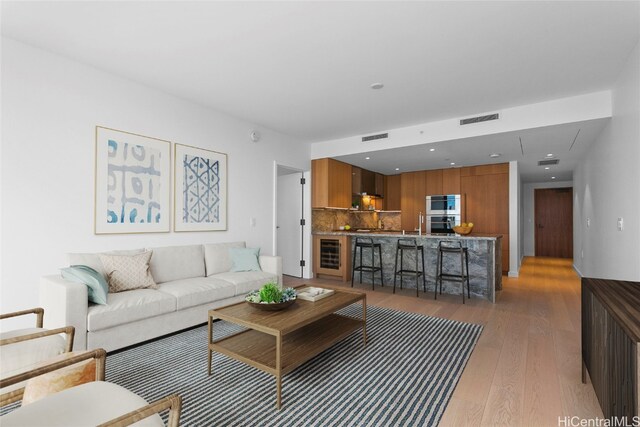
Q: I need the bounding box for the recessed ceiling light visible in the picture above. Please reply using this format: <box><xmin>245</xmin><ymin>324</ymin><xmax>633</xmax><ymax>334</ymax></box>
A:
<box><xmin>545</xmin><ymin>167</ymin><xmax>550</xmax><ymax>170</ymax></box>
<box><xmin>370</xmin><ymin>83</ymin><xmax>384</xmax><ymax>90</ymax></box>
<box><xmin>551</xmin><ymin>176</ymin><xmax>556</xmax><ymax>179</ymax></box>
<box><xmin>365</xmin><ymin>156</ymin><xmax>370</xmax><ymax>160</ymax></box>
<box><xmin>490</xmin><ymin>153</ymin><xmax>501</xmax><ymax>158</ymax></box>
<box><xmin>546</xmin><ymin>153</ymin><xmax>554</xmax><ymax>157</ymax></box>
<box><xmin>450</xmin><ymin>162</ymin><xmax>456</xmax><ymax>166</ymax></box>
<box><xmin>395</xmin><ymin>167</ymin><xmax>400</xmax><ymax>171</ymax></box>
<box><xmin>429</xmin><ymin>148</ymin><xmax>436</xmax><ymax>152</ymax></box>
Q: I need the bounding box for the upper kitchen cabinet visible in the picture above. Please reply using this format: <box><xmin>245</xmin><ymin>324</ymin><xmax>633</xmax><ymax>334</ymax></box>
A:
<box><xmin>425</xmin><ymin>170</ymin><xmax>443</xmax><ymax>195</ymax></box>
<box><xmin>375</xmin><ymin>173</ymin><xmax>385</xmax><ymax>197</ymax></box>
<box><xmin>401</xmin><ymin>171</ymin><xmax>426</xmax><ymax>231</ymax></box>
<box><xmin>361</xmin><ymin>169</ymin><xmax>376</xmax><ymax>195</ymax></box>
<box><xmin>312</xmin><ymin>158</ymin><xmax>352</xmax><ymax>208</ymax></box>
<box><xmin>384</xmin><ymin>175</ymin><xmax>401</xmax><ymax>210</ymax></box>
<box><xmin>351</xmin><ymin>166</ymin><xmax>362</xmax><ymax>195</ymax></box>
<box><xmin>442</xmin><ymin>168</ymin><xmax>461</xmax><ymax>194</ymax></box>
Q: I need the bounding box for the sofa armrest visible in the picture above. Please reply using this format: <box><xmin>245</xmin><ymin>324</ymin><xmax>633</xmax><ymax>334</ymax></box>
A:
<box><xmin>39</xmin><ymin>275</ymin><xmax>88</xmax><ymax>351</ymax></box>
<box><xmin>259</xmin><ymin>256</ymin><xmax>283</xmax><ymax>286</ymax></box>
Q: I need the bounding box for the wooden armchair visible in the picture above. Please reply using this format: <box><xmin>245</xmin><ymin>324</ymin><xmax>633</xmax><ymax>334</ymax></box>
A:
<box><xmin>0</xmin><ymin>349</ymin><xmax>182</xmax><ymax>427</ymax></box>
<box><xmin>1</xmin><ymin>307</ymin><xmax>75</xmax><ymax>402</ymax></box>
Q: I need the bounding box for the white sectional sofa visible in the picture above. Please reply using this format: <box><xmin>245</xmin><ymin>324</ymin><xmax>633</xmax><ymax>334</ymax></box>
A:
<box><xmin>39</xmin><ymin>242</ymin><xmax>282</xmax><ymax>352</ymax></box>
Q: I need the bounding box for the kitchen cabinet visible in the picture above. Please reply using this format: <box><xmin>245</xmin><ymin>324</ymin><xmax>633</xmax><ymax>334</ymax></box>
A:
<box><xmin>313</xmin><ymin>235</ymin><xmax>352</xmax><ymax>281</ymax></box>
<box><xmin>361</xmin><ymin>169</ymin><xmax>375</xmax><ymax>195</ymax></box>
<box><xmin>425</xmin><ymin>170</ymin><xmax>443</xmax><ymax>196</ymax></box>
<box><xmin>351</xmin><ymin>166</ymin><xmax>361</xmax><ymax>195</ymax></box>
<box><xmin>384</xmin><ymin>175</ymin><xmax>401</xmax><ymax>210</ymax></box>
<box><xmin>442</xmin><ymin>168</ymin><xmax>461</xmax><ymax>194</ymax></box>
<box><xmin>461</xmin><ymin>163</ymin><xmax>509</xmax><ymax>272</ymax></box>
<box><xmin>312</xmin><ymin>158</ymin><xmax>352</xmax><ymax>208</ymax></box>
<box><xmin>375</xmin><ymin>173</ymin><xmax>385</xmax><ymax>197</ymax></box>
<box><xmin>401</xmin><ymin>171</ymin><xmax>426</xmax><ymax>231</ymax></box>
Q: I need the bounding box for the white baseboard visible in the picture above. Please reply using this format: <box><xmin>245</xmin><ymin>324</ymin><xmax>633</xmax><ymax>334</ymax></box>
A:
<box><xmin>573</xmin><ymin>264</ymin><xmax>583</xmax><ymax>277</ymax></box>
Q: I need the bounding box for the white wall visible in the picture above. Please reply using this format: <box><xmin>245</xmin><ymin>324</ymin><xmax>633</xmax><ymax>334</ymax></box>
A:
<box><xmin>508</xmin><ymin>161</ymin><xmax>521</xmax><ymax>276</ymax></box>
<box><xmin>0</xmin><ymin>38</ymin><xmax>310</xmax><ymax>326</ymax></box>
<box><xmin>522</xmin><ymin>180</ymin><xmax>573</xmax><ymax>257</ymax></box>
<box><xmin>573</xmin><ymin>39</ymin><xmax>640</xmax><ymax>280</ymax></box>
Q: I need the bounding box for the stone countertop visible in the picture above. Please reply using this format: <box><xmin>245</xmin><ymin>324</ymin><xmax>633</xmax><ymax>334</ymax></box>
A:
<box><xmin>313</xmin><ymin>230</ymin><xmax>503</xmax><ymax>240</ymax></box>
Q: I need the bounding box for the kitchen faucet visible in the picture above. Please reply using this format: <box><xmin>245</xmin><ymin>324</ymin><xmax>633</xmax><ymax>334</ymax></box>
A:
<box><xmin>416</xmin><ymin>211</ymin><xmax>424</xmax><ymax>236</ymax></box>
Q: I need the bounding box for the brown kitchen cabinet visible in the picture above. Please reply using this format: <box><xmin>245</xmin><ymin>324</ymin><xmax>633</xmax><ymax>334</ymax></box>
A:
<box><xmin>361</xmin><ymin>169</ymin><xmax>375</xmax><ymax>195</ymax></box>
<box><xmin>442</xmin><ymin>168</ymin><xmax>461</xmax><ymax>194</ymax></box>
<box><xmin>425</xmin><ymin>169</ymin><xmax>443</xmax><ymax>196</ymax></box>
<box><xmin>313</xmin><ymin>235</ymin><xmax>352</xmax><ymax>281</ymax></box>
<box><xmin>384</xmin><ymin>175</ymin><xmax>401</xmax><ymax>211</ymax></box>
<box><xmin>312</xmin><ymin>158</ymin><xmax>352</xmax><ymax>208</ymax></box>
<box><xmin>351</xmin><ymin>166</ymin><xmax>362</xmax><ymax>195</ymax></box>
<box><xmin>401</xmin><ymin>171</ymin><xmax>426</xmax><ymax>231</ymax></box>
<box><xmin>461</xmin><ymin>163</ymin><xmax>509</xmax><ymax>272</ymax></box>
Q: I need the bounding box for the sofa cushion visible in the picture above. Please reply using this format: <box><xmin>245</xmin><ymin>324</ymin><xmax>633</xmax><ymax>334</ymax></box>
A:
<box><xmin>204</xmin><ymin>242</ymin><xmax>246</xmax><ymax>276</ymax></box>
<box><xmin>157</xmin><ymin>277</ymin><xmax>236</xmax><ymax>311</ymax></box>
<box><xmin>67</xmin><ymin>248</ymin><xmax>145</xmax><ymax>280</ymax></box>
<box><xmin>210</xmin><ymin>271</ymin><xmax>278</xmax><ymax>296</ymax></box>
<box><xmin>0</xmin><ymin>381</ymin><xmax>163</xmax><ymax>427</ymax></box>
<box><xmin>149</xmin><ymin>244</ymin><xmax>205</xmax><ymax>284</ymax></box>
<box><xmin>87</xmin><ymin>289</ymin><xmax>176</xmax><ymax>332</ymax></box>
<box><xmin>99</xmin><ymin>251</ymin><xmax>157</xmax><ymax>293</ymax></box>
<box><xmin>61</xmin><ymin>265</ymin><xmax>109</xmax><ymax>305</ymax></box>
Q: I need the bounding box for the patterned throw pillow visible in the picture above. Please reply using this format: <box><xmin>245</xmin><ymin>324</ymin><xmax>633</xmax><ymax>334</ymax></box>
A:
<box><xmin>98</xmin><ymin>251</ymin><xmax>157</xmax><ymax>293</ymax></box>
<box><xmin>21</xmin><ymin>352</ymin><xmax>97</xmax><ymax>405</ymax></box>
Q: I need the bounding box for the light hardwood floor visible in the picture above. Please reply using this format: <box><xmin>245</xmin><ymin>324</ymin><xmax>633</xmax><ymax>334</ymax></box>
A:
<box><xmin>283</xmin><ymin>256</ymin><xmax>603</xmax><ymax>426</ymax></box>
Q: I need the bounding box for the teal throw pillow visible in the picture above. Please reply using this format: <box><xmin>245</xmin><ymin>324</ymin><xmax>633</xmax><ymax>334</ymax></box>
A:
<box><xmin>229</xmin><ymin>247</ymin><xmax>261</xmax><ymax>272</ymax></box>
<box><xmin>61</xmin><ymin>265</ymin><xmax>109</xmax><ymax>305</ymax></box>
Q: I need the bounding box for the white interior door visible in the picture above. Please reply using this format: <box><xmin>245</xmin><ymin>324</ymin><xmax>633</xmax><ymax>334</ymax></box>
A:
<box><xmin>277</xmin><ymin>170</ymin><xmax>303</xmax><ymax>277</ymax></box>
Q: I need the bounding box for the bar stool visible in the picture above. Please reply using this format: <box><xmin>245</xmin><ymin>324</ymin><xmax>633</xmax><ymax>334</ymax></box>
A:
<box><xmin>351</xmin><ymin>237</ymin><xmax>384</xmax><ymax>290</ymax></box>
<box><xmin>393</xmin><ymin>238</ymin><xmax>426</xmax><ymax>297</ymax></box>
<box><xmin>435</xmin><ymin>240</ymin><xmax>471</xmax><ymax>303</ymax></box>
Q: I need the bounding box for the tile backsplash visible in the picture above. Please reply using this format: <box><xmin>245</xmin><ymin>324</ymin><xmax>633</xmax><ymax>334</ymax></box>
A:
<box><xmin>313</xmin><ymin>209</ymin><xmax>401</xmax><ymax>231</ymax></box>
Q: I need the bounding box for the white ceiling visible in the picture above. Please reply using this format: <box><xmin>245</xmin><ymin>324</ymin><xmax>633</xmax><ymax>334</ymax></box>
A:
<box><xmin>2</xmin><ymin>1</ymin><xmax>638</xmax><ymax>144</ymax></box>
<box><xmin>334</xmin><ymin>118</ymin><xmax>609</xmax><ymax>182</ymax></box>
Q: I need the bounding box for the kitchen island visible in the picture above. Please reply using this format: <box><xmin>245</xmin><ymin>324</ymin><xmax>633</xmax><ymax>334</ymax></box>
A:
<box><xmin>313</xmin><ymin>231</ymin><xmax>502</xmax><ymax>303</ymax></box>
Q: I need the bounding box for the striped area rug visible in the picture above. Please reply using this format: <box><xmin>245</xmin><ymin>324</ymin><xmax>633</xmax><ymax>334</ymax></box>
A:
<box><xmin>103</xmin><ymin>306</ymin><xmax>482</xmax><ymax>426</ymax></box>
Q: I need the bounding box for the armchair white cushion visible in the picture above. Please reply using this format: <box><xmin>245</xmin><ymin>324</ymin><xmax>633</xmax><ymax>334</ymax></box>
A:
<box><xmin>1</xmin><ymin>381</ymin><xmax>164</xmax><ymax>427</ymax></box>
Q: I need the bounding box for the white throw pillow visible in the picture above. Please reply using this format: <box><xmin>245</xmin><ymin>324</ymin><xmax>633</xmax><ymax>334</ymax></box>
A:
<box><xmin>98</xmin><ymin>251</ymin><xmax>157</xmax><ymax>293</ymax></box>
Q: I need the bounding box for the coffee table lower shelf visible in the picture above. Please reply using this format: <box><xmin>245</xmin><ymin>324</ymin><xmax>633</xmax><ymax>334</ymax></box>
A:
<box><xmin>208</xmin><ymin>313</ymin><xmax>366</xmax><ymax>408</ymax></box>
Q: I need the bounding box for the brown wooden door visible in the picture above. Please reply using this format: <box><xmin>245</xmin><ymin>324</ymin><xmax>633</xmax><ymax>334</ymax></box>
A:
<box><xmin>535</xmin><ymin>188</ymin><xmax>573</xmax><ymax>258</ymax></box>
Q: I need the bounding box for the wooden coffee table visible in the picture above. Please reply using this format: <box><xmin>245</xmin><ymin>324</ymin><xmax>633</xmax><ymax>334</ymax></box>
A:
<box><xmin>207</xmin><ymin>286</ymin><xmax>366</xmax><ymax>409</ymax></box>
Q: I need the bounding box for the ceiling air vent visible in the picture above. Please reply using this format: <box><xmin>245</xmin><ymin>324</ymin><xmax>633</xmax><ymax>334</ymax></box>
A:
<box><xmin>362</xmin><ymin>133</ymin><xmax>388</xmax><ymax>142</ymax></box>
<box><xmin>460</xmin><ymin>113</ymin><xmax>499</xmax><ymax>125</ymax></box>
<box><xmin>538</xmin><ymin>159</ymin><xmax>559</xmax><ymax>166</ymax></box>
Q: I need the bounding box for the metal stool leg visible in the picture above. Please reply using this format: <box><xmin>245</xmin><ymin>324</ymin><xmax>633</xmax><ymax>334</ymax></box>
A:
<box><xmin>351</xmin><ymin>241</ymin><xmax>357</xmax><ymax>287</ymax></box>
<box><xmin>378</xmin><ymin>245</ymin><xmax>384</xmax><ymax>286</ymax></box>
<box><xmin>370</xmin><ymin>246</ymin><xmax>375</xmax><ymax>290</ymax></box>
<box><xmin>465</xmin><ymin>249</ymin><xmax>471</xmax><ymax>299</ymax></box>
<box><xmin>461</xmin><ymin>250</ymin><xmax>465</xmax><ymax>304</ymax></box>
<box><xmin>415</xmin><ymin>245</ymin><xmax>419</xmax><ymax>297</ymax></box>
<box><xmin>359</xmin><ymin>246</ymin><xmax>363</xmax><ymax>284</ymax></box>
<box><xmin>393</xmin><ymin>244</ymin><xmax>399</xmax><ymax>294</ymax></box>
<box><xmin>400</xmin><ymin>248</ymin><xmax>404</xmax><ymax>290</ymax></box>
<box><xmin>435</xmin><ymin>247</ymin><xmax>440</xmax><ymax>300</ymax></box>
<box><xmin>421</xmin><ymin>247</ymin><xmax>427</xmax><ymax>293</ymax></box>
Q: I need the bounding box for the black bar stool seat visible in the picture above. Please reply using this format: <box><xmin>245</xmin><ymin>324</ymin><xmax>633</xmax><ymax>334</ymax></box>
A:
<box><xmin>351</xmin><ymin>237</ymin><xmax>384</xmax><ymax>290</ymax></box>
<box><xmin>435</xmin><ymin>240</ymin><xmax>471</xmax><ymax>303</ymax></box>
<box><xmin>393</xmin><ymin>238</ymin><xmax>426</xmax><ymax>297</ymax></box>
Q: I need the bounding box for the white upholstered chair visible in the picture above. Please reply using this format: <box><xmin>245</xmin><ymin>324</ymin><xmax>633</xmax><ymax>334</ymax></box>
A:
<box><xmin>0</xmin><ymin>349</ymin><xmax>182</xmax><ymax>427</ymax></box>
<box><xmin>0</xmin><ymin>307</ymin><xmax>75</xmax><ymax>404</ymax></box>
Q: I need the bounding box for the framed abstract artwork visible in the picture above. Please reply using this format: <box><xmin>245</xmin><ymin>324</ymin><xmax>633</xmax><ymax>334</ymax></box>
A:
<box><xmin>174</xmin><ymin>143</ymin><xmax>228</xmax><ymax>231</ymax></box>
<box><xmin>94</xmin><ymin>126</ymin><xmax>171</xmax><ymax>234</ymax></box>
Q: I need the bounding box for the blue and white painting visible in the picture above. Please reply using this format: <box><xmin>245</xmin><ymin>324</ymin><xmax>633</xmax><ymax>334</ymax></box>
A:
<box><xmin>182</xmin><ymin>154</ymin><xmax>220</xmax><ymax>223</ymax></box>
<box><xmin>95</xmin><ymin>127</ymin><xmax>170</xmax><ymax>234</ymax></box>
<box><xmin>174</xmin><ymin>144</ymin><xmax>227</xmax><ymax>231</ymax></box>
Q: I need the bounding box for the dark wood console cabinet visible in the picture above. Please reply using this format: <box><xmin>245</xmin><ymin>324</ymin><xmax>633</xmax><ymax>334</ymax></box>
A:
<box><xmin>582</xmin><ymin>277</ymin><xmax>640</xmax><ymax>420</ymax></box>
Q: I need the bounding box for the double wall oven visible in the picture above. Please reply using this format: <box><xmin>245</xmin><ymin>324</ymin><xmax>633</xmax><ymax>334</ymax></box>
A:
<box><xmin>426</xmin><ymin>195</ymin><xmax>463</xmax><ymax>234</ymax></box>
